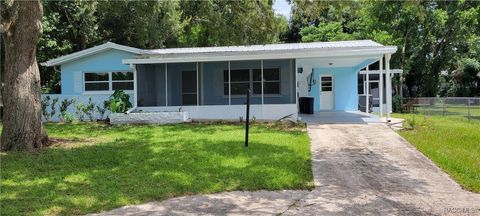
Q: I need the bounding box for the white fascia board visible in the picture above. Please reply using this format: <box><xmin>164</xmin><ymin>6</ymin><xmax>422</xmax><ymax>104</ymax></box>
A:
<box><xmin>41</xmin><ymin>42</ymin><xmax>142</xmax><ymax>67</ymax></box>
<box><xmin>123</xmin><ymin>46</ymin><xmax>398</xmax><ymax>64</ymax></box>
<box><xmin>359</xmin><ymin>69</ymin><xmax>403</xmax><ymax>74</ymax></box>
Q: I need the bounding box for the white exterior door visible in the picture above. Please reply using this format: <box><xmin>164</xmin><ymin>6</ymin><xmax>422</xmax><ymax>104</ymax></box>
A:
<box><xmin>320</xmin><ymin>75</ymin><xmax>334</xmax><ymax>110</ymax></box>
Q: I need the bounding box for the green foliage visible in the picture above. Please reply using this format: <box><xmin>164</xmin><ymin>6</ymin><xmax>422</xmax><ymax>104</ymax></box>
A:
<box><xmin>74</xmin><ymin>102</ymin><xmax>86</xmax><ymax>122</ymax></box>
<box><xmin>291</xmin><ymin>1</ymin><xmax>480</xmax><ymax>97</ymax></box>
<box><xmin>83</xmin><ymin>98</ymin><xmax>96</xmax><ymax>121</ymax></box>
<box><xmin>450</xmin><ymin>58</ymin><xmax>480</xmax><ymax>96</ymax></box>
<box><xmin>41</xmin><ymin>96</ymin><xmax>51</xmax><ymax>121</ymax></box>
<box><xmin>38</xmin><ymin>1</ymin><xmax>100</xmax><ymax>93</ymax></box>
<box><xmin>59</xmin><ymin>98</ymin><xmax>75</xmax><ymax>122</ymax></box>
<box><xmin>96</xmin><ymin>100</ymin><xmax>110</xmax><ymax>120</ymax></box>
<box><xmin>177</xmin><ymin>0</ymin><xmax>284</xmax><ymax>47</ymax></box>
<box><xmin>300</xmin><ymin>22</ymin><xmax>353</xmax><ymax>42</ymax></box>
<box><xmin>1</xmin><ymin>123</ymin><xmax>312</xmax><ymax>215</ymax></box>
<box><xmin>50</xmin><ymin>97</ymin><xmax>59</xmax><ymax>120</ymax></box>
<box><xmin>392</xmin><ymin>95</ymin><xmax>405</xmax><ymax>113</ymax></box>
<box><xmin>108</xmin><ymin>90</ymin><xmax>132</xmax><ymax>113</ymax></box>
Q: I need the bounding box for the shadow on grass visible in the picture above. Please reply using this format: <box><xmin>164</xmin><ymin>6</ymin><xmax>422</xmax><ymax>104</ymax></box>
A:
<box><xmin>1</xmin><ymin>123</ymin><xmax>312</xmax><ymax>215</ymax></box>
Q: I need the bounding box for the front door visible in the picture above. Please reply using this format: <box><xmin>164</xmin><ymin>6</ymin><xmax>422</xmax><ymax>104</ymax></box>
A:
<box><xmin>320</xmin><ymin>75</ymin><xmax>334</xmax><ymax>110</ymax></box>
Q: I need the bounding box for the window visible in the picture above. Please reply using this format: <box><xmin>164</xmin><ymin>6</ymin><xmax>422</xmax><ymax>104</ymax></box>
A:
<box><xmin>223</xmin><ymin>68</ymin><xmax>280</xmax><ymax>95</ymax></box>
<box><xmin>320</xmin><ymin>76</ymin><xmax>332</xmax><ymax>92</ymax></box>
<box><xmin>84</xmin><ymin>71</ymin><xmax>134</xmax><ymax>92</ymax></box>
<box><xmin>84</xmin><ymin>72</ymin><xmax>109</xmax><ymax>91</ymax></box>
<box><xmin>112</xmin><ymin>72</ymin><xmax>134</xmax><ymax>91</ymax></box>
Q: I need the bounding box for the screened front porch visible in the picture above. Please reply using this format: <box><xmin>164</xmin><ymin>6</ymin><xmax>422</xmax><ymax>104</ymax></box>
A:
<box><xmin>132</xmin><ymin>59</ymin><xmax>297</xmax><ymax>120</ymax></box>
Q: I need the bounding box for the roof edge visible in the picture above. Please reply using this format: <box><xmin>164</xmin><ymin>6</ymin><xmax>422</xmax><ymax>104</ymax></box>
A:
<box><xmin>41</xmin><ymin>42</ymin><xmax>142</xmax><ymax>67</ymax></box>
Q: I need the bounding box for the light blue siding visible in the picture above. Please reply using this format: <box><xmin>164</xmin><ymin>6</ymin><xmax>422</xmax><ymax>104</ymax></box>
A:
<box><xmin>308</xmin><ymin>67</ymin><xmax>358</xmax><ymax>111</ymax></box>
<box><xmin>41</xmin><ymin>94</ymin><xmax>134</xmax><ymax>122</ymax></box>
<box><xmin>60</xmin><ymin>49</ymin><xmax>136</xmax><ymax>95</ymax></box>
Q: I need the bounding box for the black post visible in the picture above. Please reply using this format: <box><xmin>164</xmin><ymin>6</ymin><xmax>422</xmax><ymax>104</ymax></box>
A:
<box><xmin>245</xmin><ymin>89</ymin><xmax>250</xmax><ymax>147</ymax></box>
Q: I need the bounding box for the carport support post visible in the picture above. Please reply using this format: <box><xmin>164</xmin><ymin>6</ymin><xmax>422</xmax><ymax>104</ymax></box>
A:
<box><xmin>366</xmin><ymin>66</ymin><xmax>369</xmax><ymax>113</ymax></box>
<box><xmin>379</xmin><ymin>57</ymin><xmax>384</xmax><ymax>118</ymax></box>
<box><xmin>385</xmin><ymin>54</ymin><xmax>392</xmax><ymax>123</ymax></box>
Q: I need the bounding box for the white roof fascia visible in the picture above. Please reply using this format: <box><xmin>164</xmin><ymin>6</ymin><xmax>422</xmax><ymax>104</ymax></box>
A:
<box><xmin>359</xmin><ymin>69</ymin><xmax>403</xmax><ymax>74</ymax></box>
<box><xmin>41</xmin><ymin>42</ymin><xmax>142</xmax><ymax>67</ymax></box>
<box><xmin>123</xmin><ymin>46</ymin><xmax>397</xmax><ymax>64</ymax></box>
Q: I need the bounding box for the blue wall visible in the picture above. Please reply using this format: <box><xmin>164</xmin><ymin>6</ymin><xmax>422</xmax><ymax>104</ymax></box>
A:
<box><xmin>60</xmin><ymin>49</ymin><xmax>136</xmax><ymax>95</ymax></box>
<box><xmin>308</xmin><ymin>67</ymin><xmax>358</xmax><ymax>111</ymax></box>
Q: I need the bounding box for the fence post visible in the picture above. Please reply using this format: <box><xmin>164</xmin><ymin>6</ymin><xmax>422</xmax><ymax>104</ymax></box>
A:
<box><xmin>442</xmin><ymin>98</ymin><xmax>445</xmax><ymax>117</ymax></box>
<box><xmin>467</xmin><ymin>99</ymin><xmax>471</xmax><ymax>121</ymax></box>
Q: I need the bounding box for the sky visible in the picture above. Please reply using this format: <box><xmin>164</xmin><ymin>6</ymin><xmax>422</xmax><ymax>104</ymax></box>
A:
<box><xmin>273</xmin><ymin>0</ymin><xmax>292</xmax><ymax>19</ymax></box>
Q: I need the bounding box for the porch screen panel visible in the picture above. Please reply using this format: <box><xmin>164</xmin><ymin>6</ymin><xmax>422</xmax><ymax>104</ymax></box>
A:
<box><xmin>202</xmin><ymin>61</ymin><xmax>229</xmax><ymax>105</ymax></box>
<box><xmin>262</xmin><ymin>59</ymin><xmax>296</xmax><ymax>104</ymax></box>
<box><xmin>166</xmin><ymin>63</ymin><xmax>197</xmax><ymax>106</ymax></box>
<box><xmin>182</xmin><ymin>70</ymin><xmax>197</xmax><ymax>106</ymax></box>
<box><xmin>136</xmin><ymin>64</ymin><xmax>166</xmax><ymax>107</ymax></box>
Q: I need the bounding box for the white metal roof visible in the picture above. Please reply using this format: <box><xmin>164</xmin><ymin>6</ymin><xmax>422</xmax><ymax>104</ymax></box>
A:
<box><xmin>41</xmin><ymin>42</ymin><xmax>142</xmax><ymax>67</ymax></box>
<box><xmin>42</xmin><ymin>40</ymin><xmax>397</xmax><ymax>66</ymax></box>
<box><xmin>126</xmin><ymin>40</ymin><xmax>396</xmax><ymax>64</ymax></box>
<box><xmin>359</xmin><ymin>69</ymin><xmax>403</xmax><ymax>74</ymax></box>
<box><xmin>142</xmin><ymin>40</ymin><xmax>385</xmax><ymax>55</ymax></box>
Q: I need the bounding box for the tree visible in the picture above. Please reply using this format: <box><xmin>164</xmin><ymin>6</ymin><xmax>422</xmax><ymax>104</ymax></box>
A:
<box><xmin>1</xmin><ymin>0</ymin><xmax>47</xmax><ymax>151</ymax></box>
<box><xmin>38</xmin><ymin>1</ymin><xmax>100</xmax><ymax>93</ymax></box>
<box><xmin>177</xmin><ymin>0</ymin><xmax>284</xmax><ymax>47</ymax></box>
<box><xmin>97</xmin><ymin>1</ymin><xmax>185</xmax><ymax>49</ymax></box>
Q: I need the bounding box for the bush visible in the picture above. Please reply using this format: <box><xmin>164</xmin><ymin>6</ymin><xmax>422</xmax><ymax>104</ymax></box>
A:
<box><xmin>96</xmin><ymin>100</ymin><xmax>109</xmax><ymax>120</ymax></box>
<box><xmin>41</xmin><ymin>96</ymin><xmax>51</xmax><ymax>121</ymax></box>
<box><xmin>83</xmin><ymin>98</ymin><xmax>96</xmax><ymax>121</ymax></box>
<box><xmin>59</xmin><ymin>98</ymin><xmax>75</xmax><ymax>122</ymax></box>
<box><xmin>108</xmin><ymin>90</ymin><xmax>132</xmax><ymax>113</ymax></box>
<box><xmin>50</xmin><ymin>97</ymin><xmax>59</xmax><ymax>120</ymax></box>
<box><xmin>75</xmin><ymin>102</ymin><xmax>86</xmax><ymax>121</ymax></box>
<box><xmin>392</xmin><ymin>95</ymin><xmax>405</xmax><ymax>113</ymax></box>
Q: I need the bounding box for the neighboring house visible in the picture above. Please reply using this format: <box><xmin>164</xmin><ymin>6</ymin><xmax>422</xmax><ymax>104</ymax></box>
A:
<box><xmin>41</xmin><ymin>40</ymin><xmax>397</xmax><ymax>122</ymax></box>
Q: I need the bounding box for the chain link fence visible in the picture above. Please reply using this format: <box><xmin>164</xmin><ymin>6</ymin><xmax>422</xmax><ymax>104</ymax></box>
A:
<box><xmin>402</xmin><ymin>97</ymin><xmax>480</xmax><ymax>121</ymax></box>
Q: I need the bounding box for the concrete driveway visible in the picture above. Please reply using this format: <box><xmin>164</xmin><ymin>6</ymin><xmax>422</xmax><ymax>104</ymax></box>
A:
<box><xmin>92</xmin><ymin>123</ymin><xmax>480</xmax><ymax>216</ymax></box>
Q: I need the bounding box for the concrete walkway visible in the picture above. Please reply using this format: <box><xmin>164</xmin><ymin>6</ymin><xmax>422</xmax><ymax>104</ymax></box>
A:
<box><xmin>92</xmin><ymin>123</ymin><xmax>480</xmax><ymax>216</ymax></box>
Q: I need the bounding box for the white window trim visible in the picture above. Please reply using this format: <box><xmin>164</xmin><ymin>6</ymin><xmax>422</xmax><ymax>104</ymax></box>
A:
<box><xmin>83</xmin><ymin>70</ymin><xmax>134</xmax><ymax>94</ymax></box>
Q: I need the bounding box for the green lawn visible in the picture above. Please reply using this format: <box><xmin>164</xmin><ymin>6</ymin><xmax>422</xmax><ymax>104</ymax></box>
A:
<box><xmin>1</xmin><ymin>122</ymin><xmax>313</xmax><ymax>215</ymax></box>
<box><xmin>394</xmin><ymin>113</ymin><xmax>480</xmax><ymax>192</ymax></box>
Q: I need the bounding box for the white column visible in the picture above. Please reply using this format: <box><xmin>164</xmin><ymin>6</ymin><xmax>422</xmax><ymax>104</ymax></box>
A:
<box><xmin>131</xmin><ymin>64</ymin><xmax>138</xmax><ymax>108</ymax></box>
<box><xmin>165</xmin><ymin>63</ymin><xmax>168</xmax><ymax>106</ymax></box>
<box><xmin>366</xmin><ymin>66</ymin><xmax>369</xmax><ymax>113</ymax></box>
<box><xmin>385</xmin><ymin>54</ymin><xmax>392</xmax><ymax>122</ymax></box>
<box><xmin>196</xmin><ymin>62</ymin><xmax>199</xmax><ymax>106</ymax></box>
<box><xmin>261</xmin><ymin>60</ymin><xmax>264</xmax><ymax>104</ymax></box>
<box><xmin>379</xmin><ymin>57</ymin><xmax>384</xmax><ymax>118</ymax></box>
<box><xmin>228</xmin><ymin>61</ymin><xmax>231</xmax><ymax>105</ymax></box>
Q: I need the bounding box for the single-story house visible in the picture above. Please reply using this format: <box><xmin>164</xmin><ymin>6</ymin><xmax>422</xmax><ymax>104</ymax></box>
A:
<box><xmin>41</xmin><ymin>40</ymin><xmax>398</xmax><ymax>122</ymax></box>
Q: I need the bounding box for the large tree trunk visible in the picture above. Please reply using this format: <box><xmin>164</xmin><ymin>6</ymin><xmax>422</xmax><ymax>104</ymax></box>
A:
<box><xmin>1</xmin><ymin>0</ymin><xmax>47</xmax><ymax>151</ymax></box>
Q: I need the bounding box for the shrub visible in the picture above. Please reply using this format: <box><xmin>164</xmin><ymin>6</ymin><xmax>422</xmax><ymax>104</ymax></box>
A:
<box><xmin>392</xmin><ymin>95</ymin><xmax>405</xmax><ymax>113</ymax></box>
<box><xmin>83</xmin><ymin>98</ymin><xmax>96</xmax><ymax>121</ymax></box>
<box><xmin>41</xmin><ymin>96</ymin><xmax>51</xmax><ymax>121</ymax></box>
<box><xmin>75</xmin><ymin>101</ymin><xmax>86</xmax><ymax>121</ymax></box>
<box><xmin>108</xmin><ymin>90</ymin><xmax>132</xmax><ymax>113</ymax></box>
<box><xmin>50</xmin><ymin>97</ymin><xmax>59</xmax><ymax>120</ymax></box>
<box><xmin>96</xmin><ymin>100</ymin><xmax>109</xmax><ymax>120</ymax></box>
<box><xmin>63</xmin><ymin>113</ymin><xmax>76</xmax><ymax>123</ymax></box>
<box><xmin>59</xmin><ymin>98</ymin><xmax>75</xmax><ymax>122</ymax></box>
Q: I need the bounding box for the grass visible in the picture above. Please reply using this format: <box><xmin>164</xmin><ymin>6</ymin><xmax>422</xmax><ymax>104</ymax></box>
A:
<box><xmin>0</xmin><ymin>122</ymin><xmax>313</xmax><ymax>215</ymax></box>
<box><xmin>394</xmin><ymin>113</ymin><xmax>480</xmax><ymax>193</ymax></box>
